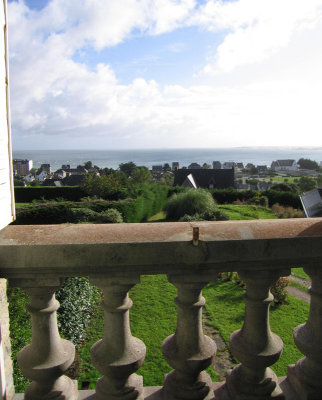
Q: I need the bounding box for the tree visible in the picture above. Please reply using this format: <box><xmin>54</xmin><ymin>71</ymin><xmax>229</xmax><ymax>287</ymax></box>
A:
<box><xmin>82</xmin><ymin>173</ymin><xmax>126</xmax><ymax>200</ymax></box>
<box><xmin>298</xmin><ymin>158</ymin><xmax>319</xmax><ymax>170</ymax></box>
<box><xmin>163</xmin><ymin>163</ymin><xmax>171</xmax><ymax>172</ymax></box>
<box><xmin>159</xmin><ymin>172</ymin><xmax>174</xmax><ymax>186</ymax></box>
<box><xmin>131</xmin><ymin>167</ymin><xmax>152</xmax><ymax>184</ymax></box>
<box><xmin>84</xmin><ymin>161</ymin><xmax>93</xmax><ymax>170</ymax></box>
<box><xmin>250</xmin><ymin>166</ymin><xmax>258</xmax><ymax>175</ymax></box>
<box><xmin>119</xmin><ymin>162</ymin><xmax>137</xmax><ymax>177</ymax></box>
<box><xmin>298</xmin><ymin>176</ymin><xmax>317</xmax><ymax>192</ymax></box>
<box><xmin>317</xmin><ymin>174</ymin><xmax>322</xmax><ymax>187</ymax></box>
<box><xmin>202</xmin><ymin>163</ymin><xmax>211</xmax><ymax>169</ymax></box>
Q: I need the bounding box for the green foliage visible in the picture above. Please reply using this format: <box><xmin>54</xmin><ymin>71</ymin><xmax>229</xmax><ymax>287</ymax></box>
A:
<box><xmin>179</xmin><ymin>213</ymin><xmax>204</xmax><ymax>221</ymax></box>
<box><xmin>317</xmin><ymin>174</ymin><xmax>322</xmax><ymax>187</ymax></box>
<box><xmin>218</xmin><ymin>205</ymin><xmax>276</xmax><ymax>220</ymax></box>
<box><xmin>14</xmin><ymin>186</ymin><xmax>87</xmax><ymax>202</ymax></box>
<box><xmin>56</xmin><ymin>278</ymin><xmax>100</xmax><ymax>345</ymax></box>
<box><xmin>203</xmin><ymin>279</ymin><xmax>309</xmax><ymax>378</ymax></box>
<box><xmin>298</xmin><ymin>176</ymin><xmax>317</xmax><ymax>193</ymax></box>
<box><xmin>7</xmin><ymin>286</ymin><xmax>31</xmax><ymax>392</ymax></box>
<box><xmin>270</xmin><ymin>183</ymin><xmax>298</xmax><ymax>193</ymax></box>
<box><xmin>119</xmin><ymin>161</ymin><xmax>137</xmax><ymax>177</ymax></box>
<box><xmin>95</xmin><ymin>208</ymin><xmax>123</xmax><ymax>223</ymax></box>
<box><xmin>271</xmin><ymin>277</ymin><xmax>290</xmax><ymax>305</ymax></box>
<box><xmin>298</xmin><ymin>158</ymin><xmax>319</xmax><ymax>170</ymax></box>
<box><xmin>67</xmin><ymin>207</ymin><xmax>99</xmax><ymax>223</ymax></box>
<box><xmin>165</xmin><ymin>189</ymin><xmax>217</xmax><ymax>220</ymax></box>
<box><xmin>13</xmin><ymin>204</ymin><xmax>70</xmax><ymax>224</ymax></box>
<box><xmin>163</xmin><ymin>163</ymin><xmax>171</xmax><ymax>172</ymax></box>
<box><xmin>291</xmin><ymin>268</ymin><xmax>310</xmax><ymax>280</ymax></box>
<box><xmin>131</xmin><ymin>167</ymin><xmax>152</xmax><ymax>184</ymax></box>
<box><xmin>14</xmin><ymin>185</ymin><xmax>169</xmax><ymax>224</ymax></box>
<box><xmin>178</xmin><ymin>209</ymin><xmax>230</xmax><ymax>222</ymax></box>
<box><xmin>246</xmin><ymin>192</ymin><xmax>269</xmax><ymax>207</ymax></box>
<box><xmin>272</xmin><ymin>203</ymin><xmax>304</xmax><ymax>218</ymax></box>
<box><xmin>211</xmin><ymin>189</ymin><xmax>301</xmax><ymax>209</ymax></box>
<box><xmin>82</xmin><ymin>173</ymin><xmax>127</xmax><ymax>200</ymax></box>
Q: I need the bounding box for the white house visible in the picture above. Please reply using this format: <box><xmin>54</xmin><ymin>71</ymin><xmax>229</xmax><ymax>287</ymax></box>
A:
<box><xmin>271</xmin><ymin>160</ymin><xmax>298</xmax><ymax>172</ymax></box>
<box><xmin>24</xmin><ymin>173</ymin><xmax>35</xmax><ymax>183</ymax></box>
<box><xmin>36</xmin><ymin>170</ymin><xmax>48</xmax><ymax>182</ymax></box>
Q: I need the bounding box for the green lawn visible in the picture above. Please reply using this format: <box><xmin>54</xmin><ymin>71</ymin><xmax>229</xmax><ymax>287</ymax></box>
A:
<box><xmin>291</xmin><ymin>268</ymin><xmax>310</xmax><ymax>280</ymax></box>
<box><xmin>74</xmin><ymin>275</ymin><xmax>309</xmax><ymax>390</ymax></box>
<box><xmin>218</xmin><ymin>205</ymin><xmax>276</xmax><ymax>220</ymax></box>
<box><xmin>147</xmin><ymin>205</ymin><xmax>276</xmax><ymax>222</ymax></box>
<box><xmin>203</xmin><ymin>280</ymin><xmax>309</xmax><ymax>377</ymax></box>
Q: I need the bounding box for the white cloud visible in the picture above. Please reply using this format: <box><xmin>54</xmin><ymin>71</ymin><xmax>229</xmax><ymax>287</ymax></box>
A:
<box><xmin>7</xmin><ymin>0</ymin><xmax>322</xmax><ymax>149</ymax></box>
<box><xmin>196</xmin><ymin>0</ymin><xmax>322</xmax><ymax>73</ymax></box>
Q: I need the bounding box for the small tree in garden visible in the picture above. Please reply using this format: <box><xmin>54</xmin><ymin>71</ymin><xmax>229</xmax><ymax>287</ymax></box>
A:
<box><xmin>271</xmin><ymin>277</ymin><xmax>289</xmax><ymax>305</ymax></box>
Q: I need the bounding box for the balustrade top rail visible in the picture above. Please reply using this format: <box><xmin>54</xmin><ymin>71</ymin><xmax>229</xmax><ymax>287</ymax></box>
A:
<box><xmin>1</xmin><ymin>218</ymin><xmax>322</xmax><ymax>278</ymax></box>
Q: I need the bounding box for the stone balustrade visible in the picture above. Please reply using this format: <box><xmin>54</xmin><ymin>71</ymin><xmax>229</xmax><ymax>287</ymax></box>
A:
<box><xmin>1</xmin><ymin>219</ymin><xmax>322</xmax><ymax>400</ymax></box>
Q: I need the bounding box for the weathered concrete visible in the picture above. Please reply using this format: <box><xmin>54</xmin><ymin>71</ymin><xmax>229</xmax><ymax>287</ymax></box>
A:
<box><xmin>0</xmin><ymin>279</ymin><xmax>14</xmax><ymax>400</ymax></box>
<box><xmin>1</xmin><ymin>220</ymin><xmax>322</xmax><ymax>279</ymax></box>
<box><xmin>11</xmin><ymin>278</ymin><xmax>77</xmax><ymax>400</ymax></box>
<box><xmin>288</xmin><ymin>266</ymin><xmax>322</xmax><ymax>399</ymax></box>
<box><xmin>162</xmin><ymin>275</ymin><xmax>217</xmax><ymax>399</ymax></box>
<box><xmin>89</xmin><ymin>277</ymin><xmax>146</xmax><ymax>400</ymax></box>
<box><xmin>3</xmin><ymin>220</ymin><xmax>322</xmax><ymax>400</ymax></box>
<box><xmin>226</xmin><ymin>270</ymin><xmax>286</xmax><ymax>399</ymax></box>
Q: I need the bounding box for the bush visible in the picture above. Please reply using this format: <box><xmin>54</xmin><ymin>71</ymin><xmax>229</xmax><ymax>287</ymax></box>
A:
<box><xmin>14</xmin><ymin>186</ymin><xmax>87</xmax><ymax>202</ymax></box>
<box><xmin>67</xmin><ymin>207</ymin><xmax>98</xmax><ymax>222</ymax></box>
<box><xmin>210</xmin><ymin>189</ymin><xmax>302</xmax><ymax>209</ymax></box>
<box><xmin>56</xmin><ymin>278</ymin><xmax>100</xmax><ymax>345</ymax></box>
<box><xmin>246</xmin><ymin>193</ymin><xmax>269</xmax><ymax>208</ymax></box>
<box><xmin>202</xmin><ymin>209</ymin><xmax>230</xmax><ymax>221</ymax></box>
<box><xmin>272</xmin><ymin>203</ymin><xmax>304</xmax><ymax>218</ymax></box>
<box><xmin>271</xmin><ymin>277</ymin><xmax>289</xmax><ymax>305</ymax></box>
<box><xmin>165</xmin><ymin>189</ymin><xmax>217</xmax><ymax>220</ymax></box>
<box><xmin>96</xmin><ymin>208</ymin><xmax>123</xmax><ymax>223</ymax></box>
<box><xmin>179</xmin><ymin>213</ymin><xmax>204</xmax><ymax>222</ymax></box>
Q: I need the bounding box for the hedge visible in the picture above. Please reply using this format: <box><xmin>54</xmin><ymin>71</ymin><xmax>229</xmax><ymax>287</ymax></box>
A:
<box><xmin>13</xmin><ymin>185</ymin><xmax>170</xmax><ymax>224</ymax></box>
<box><xmin>8</xmin><ymin>278</ymin><xmax>99</xmax><ymax>393</ymax></box>
<box><xmin>211</xmin><ymin>189</ymin><xmax>301</xmax><ymax>209</ymax></box>
<box><xmin>14</xmin><ymin>186</ymin><xmax>87</xmax><ymax>202</ymax></box>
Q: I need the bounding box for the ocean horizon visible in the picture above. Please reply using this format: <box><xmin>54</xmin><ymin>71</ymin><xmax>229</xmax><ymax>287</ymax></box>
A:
<box><xmin>12</xmin><ymin>147</ymin><xmax>322</xmax><ymax>172</ymax></box>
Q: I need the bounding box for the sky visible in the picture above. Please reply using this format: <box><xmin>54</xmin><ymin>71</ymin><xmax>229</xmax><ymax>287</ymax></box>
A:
<box><xmin>7</xmin><ymin>0</ymin><xmax>322</xmax><ymax>150</ymax></box>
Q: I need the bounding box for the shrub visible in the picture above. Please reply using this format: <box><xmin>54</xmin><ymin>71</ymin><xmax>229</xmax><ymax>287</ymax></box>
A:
<box><xmin>56</xmin><ymin>278</ymin><xmax>100</xmax><ymax>345</ymax></box>
<box><xmin>272</xmin><ymin>203</ymin><xmax>304</xmax><ymax>218</ymax></box>
<box><xmin>14</xmin><ymin>186</ymin><xmax>87</xmax><ymax>202</ymax></box>
<box><xmin>202</xmin><ymin>209</ymin><xmax>230</xmax><ymax>221</ymax></box>
<box><xmin>179</xmin><ymin>213</ymin><xmax>204</xmax><ymax>222</ymax></box>
<box><xmin>271</xmin><ymin>277</ymin><xmax>289</xmax><ymax>305</ymax></box>
<box><xmin>67</xmin><ymin>207</ymin><xmax>98</xmax><ymax>222</ymax></box>
<box><xmin>96</xmin><ymin>208</ymin><xmax>123</xmax><ymax>223</ymax></box>
<box><xmin>165</xmin><ymin>189</ymin><xmax>217</xmax><ymax>220</ymax></box>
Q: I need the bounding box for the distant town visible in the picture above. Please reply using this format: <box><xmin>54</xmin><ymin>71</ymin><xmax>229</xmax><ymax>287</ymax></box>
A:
<box><xmin>13</xmin><ymin>157</ymin><xmax>322</xmax><ymax>193</ymax></box>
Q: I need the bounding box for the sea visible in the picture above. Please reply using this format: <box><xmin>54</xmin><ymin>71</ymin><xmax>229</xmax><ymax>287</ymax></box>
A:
<box><xmin>12</xmin><ymin>147</ymin><xmax>322</xmax><ymax>172</ymax></box>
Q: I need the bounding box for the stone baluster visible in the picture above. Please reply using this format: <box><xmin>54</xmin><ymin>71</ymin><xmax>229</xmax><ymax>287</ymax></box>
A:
<box><xmin>226</xmin><ymin>270</ymin><xmax>287</xmax><ymax>400</ymax></box>
<box><xmin>90</xmin><ymin>276</ymin><xmax>146</xmax><ymax>400</ymax></box>
<box><xmin>11</xmin><ymin>278</ymin><xmax>77</xmax><ymax>400</ymax></box>
<box><xmin>288</xmin><ymin>266</ymin><xmax>322</xmax><ymax>399</ymax></box>
<box><xmin>162</xmin><ymin>274</ymin><xmax>217</xmax><ymax>400</ymax></box>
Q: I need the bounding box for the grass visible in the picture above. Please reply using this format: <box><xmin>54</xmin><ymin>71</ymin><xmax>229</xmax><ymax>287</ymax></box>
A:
<box><xmin>291</xmin><ymin>268</ymin><xmax>310</xmax><ymax>280</ymax></box>
<box><xmin>75</xmin><ymin>275</ymin><xmax>309</xmax><ymax>390</ymax></box>
<box><xmin>76</xmin><ymin>275</ymin><xmax>216</xmax><ymax>389</ymax></box>
<box><xmin>289</xmin><ymin>280</ymin><xmax>308</xmax><ymax>292</ymax></box>
<box><xmin>147</xmin><ymin>211</ymin><xmax>166</xmax><ymax>221</ymax></box>
<box><xmin>15</xmin><ymin>202</ymin><xmax>31</xmax><ymax>208</ymax></box>
<box><xmin>203</xmin><ymin>279</ymin><xmax>309</xmax><ymax>377</ymax></box>
<box><xmin>147</xmin><ymin>205</ymin><xmax>276</xmax><ymax>222</ymax></box>
<box><xmin>218</xmin><ymin>205</ymin><xmax>277</xmax><ymax>220</ymax></box>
